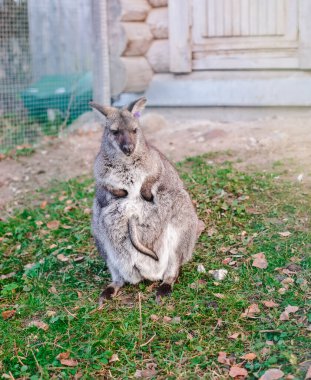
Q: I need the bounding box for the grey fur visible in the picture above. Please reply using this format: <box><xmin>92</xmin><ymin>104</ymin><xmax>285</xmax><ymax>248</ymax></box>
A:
<box><xmin>91</xmin><ymin>98</ymin><xmax>199</xmax><ymax>303</ymax></box>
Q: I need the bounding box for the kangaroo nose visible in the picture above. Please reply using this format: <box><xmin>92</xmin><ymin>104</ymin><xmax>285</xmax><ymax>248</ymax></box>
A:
<box><xmin>122</xmin><ymin>144</ymin><xmax>134</xmax><ymax>155</ymax></box>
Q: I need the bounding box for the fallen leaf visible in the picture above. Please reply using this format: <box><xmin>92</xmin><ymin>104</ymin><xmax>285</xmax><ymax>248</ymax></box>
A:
<box><xmin>35</xmin><ymin>221</ymin><xmax>43</xmax><ymax>227</ymax></box>
<box><xmin>109</xmin><ymin>353</ymin><xmax>119</xmax><ymax>363</ymax></box>
<box><xmin>171</xmin><ymin>316</ymin><xmax>181</xmax><ymax>324</ymax></box>
<box><xmin>163</xmin><ymin>316</ymin><xmax>172</xmax><ymax>323</ymax></box>
<box><xmin>241</xmin><ymin>304</ymin><xmax>260</xmax><ymax>318</ymax></box>
<box><xmin>49</xmin><ymin>244</ymin><xmax>57</xmax><ymax>249</ymax></box>
<box><xmin>83</xmin><ymin>208</ymin><xmax>92</xmax><ymax>214</ymax></box>
<box><xmin>2</xmin><ymin>310</ymin><xmax>16</xmax><ymax>320</ymax></box>
<box><xmin>28</xmin><ymin>320</ymin><xmax>49</xmax><ymax>331</ymax></box>
<box><xmin>214</xmin><ymin>293</ymin><xmax>225</xmax><ymax>299</ymax></box>
<box><xmin>47</xmin><ymin>220</ymin><xmax>60</xmax><ymax>230</ymax></box>
<box><xmin>241</xmin><ymin>353</ymin><xmax>257</xmax><ymax>361</ymax></box>
<box><xmin>278</xmin><ymin>231</ymin><xmax>291</xmax><ymax>237</ymax></box>
<box><xmin>135</xmin><ymin>364</ymin><xmax>157</xmax><ymax>378</ymax></box>
<box><xmin>0</xmin><ymin>272</ymin><xmax>16</xmax><ymax>280</ymax></box>
<box><xmin>24</xmin><ymin>262</ymin><xmax>36</xmax><ymax>270</ymax></box>
<box><xmin>262</xmin><ymin>300</ymin><xmax>279</xmax><ymax>308</ymax></box>
<box><xmin>60</xmin><ymin>359</ymin><xmax>78</xmax><ymax>367</ymax></box>
<box><xmin>229</xmin><ymin>366</ymin><xmax>248</xmax><ymax>378</ymax></box>
<box><xmin>57</xmin><ymin>253</ymin><xmax>69</xmax><ymax>262</ymax></box>
<box><xmin>305</xmin><ymin>365</ymin><xmax>311</xmax><ymax>380</ymax></box>
<box><xmin>150</xmin><ymin>314</ymin><xmax>159</xmax><ymax>321</ymax></box>
<box><xmin>229</xmin><ymin>332</ymin><xmax>240</xmax><ymax>340</ymax></box>
<box><xmin>46</xmin><ymin>310</ymin><xmax>57</xmax><ymax>317</ymax></box>
<box><xmin>218</xmin><ymin>351</ymin><xmax>230</xmax><ymax>365</ymax></box>
<box><xmin>57</xmin><ymin>352</ymin><xmax>70</xmax><ymax>360</ymax></box>
<box><xmin>252</xmin><ymin>252</ymin><xmax>268</xmax><ymax>269</ymax></box>
<box><xmin>279</xmin><ymin>305</ymin><xmax>299</xmax><ymax>321</ymax></box>
<box><xmin>259</xmin><ymin>368</ymin><xmax>284</xmax><ymax>380</ymax></box>
<box><xmin>281</xmin><ymin>277</ymin><xmax>294</xmax><ymax>286</ymax></box>
<box><xmin>49</xmin><ymin>286</ymin><xmax>58</xmax><ymax>294</ymax></box>
<box><xmin>278</xmin><ymin>287</ymin><xmax>287</xmax><ymax>295</ymax></box>
<box><xmin>40</xmin><ymin>200</ymin><xmax>48</xmax><ymax>209</ymax></box>
<box><xmin>222</xmin><ymin>257</ymin><xmax>232</xmax><ymax>265</ymax></box>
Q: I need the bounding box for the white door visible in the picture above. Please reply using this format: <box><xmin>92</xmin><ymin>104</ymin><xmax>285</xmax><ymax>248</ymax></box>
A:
<box><xmin>169</xmin><ymin>0</ymin><xmax>311</xmax><ymax>72</ymax></box>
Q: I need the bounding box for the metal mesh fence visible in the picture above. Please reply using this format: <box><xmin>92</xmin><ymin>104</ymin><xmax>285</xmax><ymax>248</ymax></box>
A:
<box><xmin>0</xmin><ymin>0</ymin><xmax>96</xmax><ymax>152</ymax></box>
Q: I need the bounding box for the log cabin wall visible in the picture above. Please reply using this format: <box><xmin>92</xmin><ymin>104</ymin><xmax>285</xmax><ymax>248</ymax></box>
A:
<box><xmin>108</xmin><ymin>0</ymin><xmax>169</xmax><ymax>96</ymax></box>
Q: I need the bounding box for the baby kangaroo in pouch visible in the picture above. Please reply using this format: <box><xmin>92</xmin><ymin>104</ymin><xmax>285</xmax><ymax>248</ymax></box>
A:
<box><xmin>91</xmin><ymin>97</ymin><xmax>200</xmax><ymax>304</ymax></box>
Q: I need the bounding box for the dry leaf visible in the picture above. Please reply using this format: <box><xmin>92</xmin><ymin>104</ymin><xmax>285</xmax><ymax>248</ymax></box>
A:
<box><xmin>24</xmin><ymin>262</ymin><xmax>36</xmax><ymax>270</ymax></box>
<box><xmin>0</xmin><ymin>272</ymin><xmax>16</xmax><ymax>280</ymax></box>
<box><xmin>252</xmin><ymin>252</ymin><xmax>268</xmax><ymax>269</ymax></box>
<box><xmin>278</xmin><ymin>287</ymin><xmax>287</xmax><ymax>295</ymax></box>
<box><xmin>241</xmin><ymin>304</ymin><xmax>260</xmax><ymax>318</ymax></box>
<box><xmin>47</xmin><ymin>220</ymin><xmax>60</xmax><ymax>230</ymax></box>
<box><xmin>40</xmin><ymin>200</ymin><xmax>48</xmax><ymax>209</ymax></box>
<box><xmin>218</xmin><ymin>351</ymin><xmax>230</xmax><ymax>365</ymax></box>
<box><xmin>259</xmin><ymin>368</ymin><xmax>284</xmax><ymax>380</ymax></box>
<box><xmin>46</xmin><ymin>310</ymin><xmax>57</xmax><ymax>317</ymax></box>
<box><xmin>280</xmin><ymin>305</ymin><xmax>299</xmax><ymax>321</ymax></box>
<box><xmin>229</xmin><ymin>332</ymin><xmax>240</xmax><ymax>340</ymax></box>
<box><xmin>222</xmin><ymin>257</ymin><xmax>232</xmax><ymax>265</ymax></box>
<box><xmin>278</xmin><ymin>231</ymin><xmax>291</xmax><ymax>237</ymax></box>
<box><xmin>229</xmin><ymin>366</ymin><xmax>248</xmax><ymax>378</ymax></box>
<box><xmin>2</xmin><ymin>310</ymin><xmax>16</xmax><ymax>320</ymax></box>
<box><xmin>57</xmin><ymin>352</ymin><xmax>70</xmax><ymax>360</ymax></box>
<box><xmin>262</xmin><ymin>300</ymin><xmax>279</xmax><ymax>308</ymax></box>
<box><xmin>49</xmin><ymin>286</ymin><xmax>58</xmax><ymax>294</ymax></box>
<box><xmin>57</xmin><ymin>253</ymin><xmax>69</xmax><ymax>262</ymax></box>
<box><xmin>150</xmin><ymin>314</ymin><xmax>159</xmax><ymax>321</ymax></box>
<box><xmin>214</xmin><ymin>293</ymin><xmax>225</xmax><ymax>299</ymax></box>
<box><xmin>242</xmin><ymin>353</ymin><xmax>257</xmax><ymax>361</ymax></box>
<box><xmin>109</xmin><ymin>353</ymin><xmax>119</xmax><ymax>363</ymax></box>
<box><xmin>60</xmin><ymin>359</ymin><xmax>78</xmax><ymax>367</ymax></box>
<box><xmin>163</xmin><ymin>316</ymin><xmax>172</xmax><ymax>323</ymax></box>
<box><xmin>35</xmin><ymin>221</ymin><xmax>43</xmax><ymax>227</ymax></box>
<box><xmin>28</xmin><ymin>320</ymin><xmax>49</xmax><ymax>331</ymax></box>
<box><xmin>305</xmin><ymin>365</ymin><xmax>311</xmax><ymax>380</ymax></box>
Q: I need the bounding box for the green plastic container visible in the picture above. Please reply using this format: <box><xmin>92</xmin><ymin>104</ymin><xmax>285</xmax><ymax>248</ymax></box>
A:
<box><xmin>21</xmin><ymin>72</ymin><xmax>92</xmax><ymax>122</ymax></box>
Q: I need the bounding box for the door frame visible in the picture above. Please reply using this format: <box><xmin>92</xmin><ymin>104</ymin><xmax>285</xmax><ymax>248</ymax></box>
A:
<box><xmin>168</xmin><ymin>0</ymin><xmax>311</xmax><ymax>73</ymax></box>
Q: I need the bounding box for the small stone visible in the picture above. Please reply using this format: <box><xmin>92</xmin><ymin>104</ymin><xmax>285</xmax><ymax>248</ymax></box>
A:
<box><xmin>208</xmin><ymin>269</ymin><xmax>228</xmax><ymax>281</ymax></box>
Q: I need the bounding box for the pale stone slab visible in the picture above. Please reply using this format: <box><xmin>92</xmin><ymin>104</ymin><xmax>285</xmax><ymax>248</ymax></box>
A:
<box><xmin>145</xmin><ymin>71</ymin><xmax>311</xmax><ymax>106</ymax></box>
<box><xmin>122</xmin><ymin>22</ymin><xmax>153</xmax><ymax>56</ymax></box>
<box><xmin>120</xmin><ymin>0</ymin><xmax>150</xmax><ymax>21</ymax></box>
<box><xmin>122</xmin><ymin>57</ymin><xmax>153</xmax><ymax>92</ymax></box>
<box><xmin>146</xmin><ymin>40</ymin><xmax>169</xmax><ymax>72</ymax></box>
<box><xmin>147</xmin><ymin>7</ymin><xmax>168</xmax><ymax>39</ymax></box>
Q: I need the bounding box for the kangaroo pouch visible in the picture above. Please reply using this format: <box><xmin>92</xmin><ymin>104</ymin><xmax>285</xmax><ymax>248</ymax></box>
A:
<box><xmin>95</xmin><ymin>197</ymin><xmax>171</xmax><ymax>283</ymax></box>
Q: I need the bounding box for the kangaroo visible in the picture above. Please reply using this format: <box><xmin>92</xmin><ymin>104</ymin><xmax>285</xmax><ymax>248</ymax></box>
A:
<box><xmin>90</xmin><ymin>97</ymin><xmax>200</xmax><ymax>304</ymax></box>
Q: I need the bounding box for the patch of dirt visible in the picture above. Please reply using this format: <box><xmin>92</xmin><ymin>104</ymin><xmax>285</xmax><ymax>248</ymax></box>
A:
<box><xmin>1</xmin><ymin>109</ymin><xmax>310</xmax><ymax>218</ymax></box>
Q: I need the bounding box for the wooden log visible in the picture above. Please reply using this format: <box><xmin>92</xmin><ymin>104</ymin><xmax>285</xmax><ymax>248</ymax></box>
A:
<box><xmin>122</xmin><ymin>57</ymin><xmax>153</xmax><ymax>92</ymax></box>
<box><xmin>146</xmin><ymin>40</ymin><xmax>169</xmax><ymax>72</ymax></box>
<box><xmin>147</xmin><ymin>7</ymin><xmax>168</xmax><ymax>39</ymax></box>
<box><xmin>148</xmin><ymin>0</ymin><xmax>168</xmax><ymax>7</ymax></box>
<box><xmin>122</xmin><ymin>22</ymin><xmax>153</xmax><ymax>56</ymax></box>
<box><xmin>120</xmin><ymin>0</ymin><xmax>150</xmax><ymax>21</ymax></box>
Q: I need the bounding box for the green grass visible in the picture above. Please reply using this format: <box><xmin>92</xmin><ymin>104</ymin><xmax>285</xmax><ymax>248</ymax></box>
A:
<box><xmin>0</xmin><ymin>155</ymin><xmax>310</xmax><ymax>379</ymax></box>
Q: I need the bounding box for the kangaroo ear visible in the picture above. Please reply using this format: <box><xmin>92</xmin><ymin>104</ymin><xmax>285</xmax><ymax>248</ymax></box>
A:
<box><xmin>89</xmin><ymin>102</ymin><xmax>115</xmax><ymax>118</ymax></box>
<box><xmin>127</xmin><ymin>97</ymin><xmax>147</xmax><ymax>118</ymax></box>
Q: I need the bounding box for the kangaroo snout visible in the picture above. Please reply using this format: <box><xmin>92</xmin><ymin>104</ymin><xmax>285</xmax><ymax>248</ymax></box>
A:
<box><xmin>121</xmin><ymin>143</ymin><xmax>134</xmax><ymax>156</ymax></box>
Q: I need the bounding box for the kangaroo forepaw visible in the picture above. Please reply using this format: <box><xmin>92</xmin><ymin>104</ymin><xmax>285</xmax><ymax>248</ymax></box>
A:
<box><xmin>99</xmin><ymin>286</ymin><xmax>117</xmax><ymax>305</ymax></box>
<box><xmin>156</xmin><ymin>283</ymin><xmax>172</xmax><ymax>303</ymax></box>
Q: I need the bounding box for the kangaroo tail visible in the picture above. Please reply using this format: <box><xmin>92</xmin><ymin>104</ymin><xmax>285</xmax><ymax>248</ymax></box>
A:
<box><xmin>128</xmin><ymin>216</ymin><xmax>158</xmax><ymax>261</ymax></box>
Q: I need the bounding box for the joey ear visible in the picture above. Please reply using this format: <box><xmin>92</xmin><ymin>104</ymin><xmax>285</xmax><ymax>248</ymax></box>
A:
<box><xmin>89</xmin><ymin>102</ymin><xmax>115</xmax><ymax>118</ymax></box>
<box><xmin>127</xmin><ymin>97</ymin><xmax>147</xmax><ymax>118</ymax></box>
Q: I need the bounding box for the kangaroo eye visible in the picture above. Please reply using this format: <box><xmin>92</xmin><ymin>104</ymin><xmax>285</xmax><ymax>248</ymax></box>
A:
<box><xmin>133</xmin><ymin>129</ymin><xmax>137</xmax><ymax>134</ymax></box>
<box><xmin>111</xmin><ymin>130</ymin><xmax>119</xmax><ymax>135</ymax></box>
